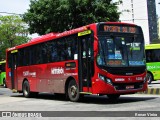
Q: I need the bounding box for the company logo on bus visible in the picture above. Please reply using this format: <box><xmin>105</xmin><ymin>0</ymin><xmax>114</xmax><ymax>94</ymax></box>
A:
<box><xmin>115</xmin><ymin>78</ymin><xmax>125</xmax><ymax>82</ymax></box>
<box><xmin>23</xmin><ymin>71</ymin><xmax>36</xmax><ymax>77</ymax></box>
<box><xmin>51</xmin><ymin>67</ymin><xmax>64</xmax><ymax>75</ymax></box>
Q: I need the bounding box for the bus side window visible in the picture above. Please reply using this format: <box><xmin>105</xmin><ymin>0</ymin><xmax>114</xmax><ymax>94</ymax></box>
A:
<box><xmin>41</xmin><ymin>42</ymin><xmax>52</xmax><ymax>63</ymax></box>
<box><xmin>35</xmin><ymin>45</ymin><xmax>43</xmax><ymax>64</ymax></box>
<box><xmin>67</xmin><ymin>47</ymin><xmax>72</xmax><ymax>59</ymax></box>
<box><xmin>30</xmin><ymin>46</ymin><xmax>36</xmax><ymax>65</ymax></box>
<box><xmin>154</xmin><ymin>50</ymin><xmax>160</xmax><ymax>62</ymax></box>
<box><xmin>70</xmin><ymin>37</ymin><xmax>78</xmax><ymax>60</ymax></box>
<box><xmin>146</xmin><ymin>51</ymin><xmax>151</xmax><ymax>62</ymax></box>
<box><xmin>66</xmin><ymin>37</ymin><xmax>78</xmax><ymax>60</ymax></box>
<box><xmin>51</xmin><ymin>41</ymin><xmax>58</xmax><ymax>62</ymax></box>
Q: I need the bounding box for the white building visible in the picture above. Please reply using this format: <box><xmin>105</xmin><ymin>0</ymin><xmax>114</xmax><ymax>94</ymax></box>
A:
<box><xmin>117</xmin><ymin>0</ymin><xmax>158</xmax><ymax>44</ymax></box>
<box><xmin>158</xmin><ymin>17</ymin><xmax>160</xmax><ymax>39</ymax></box>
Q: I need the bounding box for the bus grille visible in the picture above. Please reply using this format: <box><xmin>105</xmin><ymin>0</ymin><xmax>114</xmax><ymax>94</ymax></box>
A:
<box><xmin>113</xmin><ymin>82</ymin><xmax>144</xmax><ymax>91</ymax></box>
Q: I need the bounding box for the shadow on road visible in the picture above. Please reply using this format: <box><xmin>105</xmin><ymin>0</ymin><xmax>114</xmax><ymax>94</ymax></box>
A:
<box><xmin>149</xmin><ymin>83</ymin><xmax>160</xmax><ymax>85</ymax></box>
<box><xmin>81</xmin><ymin>95</ymin><xmax>157</xmax><ymax>104</ymax></box>
<box><xmin>1</xmin><ymin>87</ymin><xmax>158</xmax><ymax>104</ymax></box>
<box><xmin>10</xmin><ymin>93</ymin><xmax>158</xmax><ymax>104</ymax></box>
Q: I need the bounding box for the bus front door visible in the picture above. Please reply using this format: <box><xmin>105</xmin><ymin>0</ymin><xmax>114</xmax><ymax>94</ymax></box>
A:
<box><xmin>78</xmin><ymin>34</ymin><xmax>93</xmax><ymax>92</ymax></box>
<box><xmin>10</xmin><ymin>52</ymin><xmax>18</xmax><ymax>90</ymax></box>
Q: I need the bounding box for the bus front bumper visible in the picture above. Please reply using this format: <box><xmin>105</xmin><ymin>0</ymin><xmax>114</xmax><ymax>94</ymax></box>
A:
<box><xmin>92</xmin><ymin>80</ymin><xmax>148</xmax><ymax>95</ymax></box>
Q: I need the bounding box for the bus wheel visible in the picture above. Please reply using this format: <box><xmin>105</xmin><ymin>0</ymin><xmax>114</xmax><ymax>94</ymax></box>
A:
<box><xmin>68</xmin><ymin>80</ymin><xmax>80</xmax><ymax>102</ymax></box>
<box><xmin>147</xmin><ymin>73</ymin><xmax>153</xmax><ymax>84</ymax></box>
<box><xmin>23</xmin><ymin>81</ymin><xmax>31</xmax><ymax>98</ymax></box>
<box><xmin>3</xmin><ymin>79</ymin><xmax>7</xmax><ymax>88</ymax></box>
<box><xmin>107</xmin><ymin>94</ymin><xmax>120</xmax><ymax>101</ymax></box>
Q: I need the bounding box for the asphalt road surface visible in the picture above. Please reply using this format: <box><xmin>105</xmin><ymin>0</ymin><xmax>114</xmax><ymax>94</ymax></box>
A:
<box><xmin>0</xmin><ymin>81</ymin><xmax>160</xmax><ymax>120</ymax></box>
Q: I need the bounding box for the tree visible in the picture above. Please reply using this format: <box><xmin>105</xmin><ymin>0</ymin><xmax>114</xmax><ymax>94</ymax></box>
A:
<box><xmin>23</xmin><ymin>0</ymin><xmax>122</xmax><ymax>35</ymax></box>
<box><xmin>0</xmin><ymin>15</ymin><xmax>30</xmax><ymax>60</ymax></box>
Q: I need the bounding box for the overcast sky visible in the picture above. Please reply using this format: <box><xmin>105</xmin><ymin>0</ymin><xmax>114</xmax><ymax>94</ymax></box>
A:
<box><xmin>156</xmin><ymin>0</ymin><xmax>160</xmax><ymax>17</ymax></box>
<box><xmin>0</xmin><ymin>0</ymin><xmax>159</xmax><ymax>17</ymax></box>
<box><xmin>0</xmin><ymin>0</ymin><xmax>30</xmax><ymax>15</ymax></box>
<box><xmin>0</xmin><ymin>0</ymin><xmax>160</xmax><ymax>16</ymax></box>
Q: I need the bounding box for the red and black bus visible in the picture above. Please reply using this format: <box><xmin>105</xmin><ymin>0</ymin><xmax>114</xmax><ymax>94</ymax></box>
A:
<box><xmin>6</xmin><ymin>22</ymin><xmax>147</xmax><ymax>102</ymax></box>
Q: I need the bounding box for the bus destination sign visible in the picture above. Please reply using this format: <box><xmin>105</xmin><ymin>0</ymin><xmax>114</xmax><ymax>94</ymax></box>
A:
<box><xmin>100</xmin><ymin>25</ymin><xmax>138</xmax><ymax>33</ymax></box>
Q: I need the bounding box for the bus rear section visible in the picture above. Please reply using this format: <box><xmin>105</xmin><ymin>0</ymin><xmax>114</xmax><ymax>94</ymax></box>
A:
<box><xmin>6</xmin><ymin>22</ymin><xmax>147</xmax><ymax>102</ymax></box>
<box><xmin>145</xmin><ymin>44</ymin><xmax>160</xmax><ymax>84</ymax></box>
<box><xmin>0</xmin><ymin>60</ymin><xmax>6</xmax><ymax>87</ymax></box>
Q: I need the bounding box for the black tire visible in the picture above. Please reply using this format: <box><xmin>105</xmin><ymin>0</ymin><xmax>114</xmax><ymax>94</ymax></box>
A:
<box><xmin>22</xmin><ymin>81</ymin><xmax>38</xmax><ymax>98</ymax></box>
<box><xmin>23</xmin><ymin>81</ymin><xmax>31</xmax><ymax>98</ymax></box>
<box><xmin>68</xmin><ymin>80</ymin><xmax>80</xmax><ymax>102</ymax></box>
<box><xmin>107</xmin><ymin>94</ymin><xmax>120</xmax><ymax>100</ymax></box>
<box><xmin>147</xmin><ymin>72</ymin><xmax>153</xmax><ymax>84</ymax></box>
<box><xmin>3</xmin><ymin>79</ymin><xmax>7</xmax><ymax>88</ymax></box>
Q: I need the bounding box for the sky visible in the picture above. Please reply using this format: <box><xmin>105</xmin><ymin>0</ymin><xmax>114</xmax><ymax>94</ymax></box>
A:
<box><xmin>0</xmin><ymin>0</ymin><xmax>30</xmax><ymax>15</ymax></box>
<box><xmin>0</xmin><ymin>0</ymin><xmax>160</xmax><ymax>16</ymax></box>
<box><xmin>0</xmin><ymin>0</ymin><xmax>160</xmax><ymax>37</ymax></box>
<box><xmin>156</xmin><ymin>0</ymin><xmax>160</xmax><ymax>17</ymax></box>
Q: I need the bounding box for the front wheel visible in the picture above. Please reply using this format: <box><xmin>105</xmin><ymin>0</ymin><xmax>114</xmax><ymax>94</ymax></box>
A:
<box><xmin>147</xmin><ymin>72</ymin><xmax>153</xmax><ymax>84</ymax></box>
<box><xmin>68</xmin><ymin>80</ymin><xmax>80</xmax><ymax>102</ymax></box>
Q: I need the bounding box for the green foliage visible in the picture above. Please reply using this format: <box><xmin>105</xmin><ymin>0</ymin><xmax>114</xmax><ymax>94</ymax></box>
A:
<box><xmin>0</xmin><ymin>15</ymin><xmax>30</xmax><ymax>60</ymax></box>
<box><xmin>23</xmin><ymin>0</ymin><xmax>122</xmax><ymax>35</ymax></box>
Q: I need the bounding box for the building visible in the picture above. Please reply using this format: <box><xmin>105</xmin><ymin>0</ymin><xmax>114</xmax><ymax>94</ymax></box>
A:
<box><xmin>158</xmin><ymin>17</ymin><xmax>160</xmax><ymax>39</ymax></box>
<box><xmin>118</xmin><ymin>0</ymin><xmax>158</xmax><ymax>44</ymax></box>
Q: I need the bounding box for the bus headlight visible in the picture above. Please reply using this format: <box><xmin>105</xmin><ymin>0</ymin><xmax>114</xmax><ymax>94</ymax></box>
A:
<box><xmin>98</xmin><ymin>74</ymin><xmax>112</xmax><ymax>85</ymax></box>
<box><xmin>98</xmin><ymin>74</ymin><xmax>105</xmax><ymax>81</ymax></box>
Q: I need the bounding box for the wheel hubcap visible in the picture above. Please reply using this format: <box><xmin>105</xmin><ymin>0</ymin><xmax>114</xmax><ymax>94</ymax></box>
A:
<box><xmin>24</xmin><ymin>85</ymin><xmax>29</xmax><ymax>96</ymax></box>
<box><xmin>70</xmin><ymin>85</ymin><xmax>77</xmax><ymax>98</ymax></box>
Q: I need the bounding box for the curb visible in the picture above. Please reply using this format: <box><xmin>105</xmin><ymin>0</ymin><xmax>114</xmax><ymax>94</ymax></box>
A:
<box><xmin>138</xmin><ymin>88</ymin><xmax>160</xmax><ymax>95</ymax></box>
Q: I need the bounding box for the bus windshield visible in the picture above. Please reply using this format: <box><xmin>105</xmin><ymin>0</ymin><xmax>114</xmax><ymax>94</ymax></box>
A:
<box><xmin>97</xmin><ymin>35</ymin><xmax>145</xmax><ymax>67</ymax></box>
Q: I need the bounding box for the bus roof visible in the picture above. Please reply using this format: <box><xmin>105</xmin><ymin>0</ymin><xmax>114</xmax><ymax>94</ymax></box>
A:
<box><xmin>145</xmin><ymin>44</ymin><xmax>160</xmax><ymax>50</ymax></box>
<box><xmin>105</xmin><ymin>22</ymin><xmax>137</xmax><ymax>26</ymax></box>
<box><xmin>7</xmin><ymin>22</ymin><xmax>139</xmax><ymax>52</ymax></box>
<box><xmin>7</xmin><ymin>24</ymin><xmax>91</xmax><ymax>51</ymax></box>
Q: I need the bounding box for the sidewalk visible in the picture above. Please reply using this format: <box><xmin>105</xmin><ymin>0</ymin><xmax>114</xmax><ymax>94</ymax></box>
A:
<box><xmin>138</xmin><ymin>88</ymin><xmax>160</xmax><ymax>95</ymax></box>
<box><xmin>138</xmin><ymin>80</ymin><xmax>160</xmax><ymax>95</ymax></box>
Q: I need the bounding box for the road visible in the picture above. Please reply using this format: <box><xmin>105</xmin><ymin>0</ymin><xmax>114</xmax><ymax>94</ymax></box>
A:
<box><xmin>0</xmin><ymin>81</ymin><xmax>160</xmax><ymax>120</ymax></box>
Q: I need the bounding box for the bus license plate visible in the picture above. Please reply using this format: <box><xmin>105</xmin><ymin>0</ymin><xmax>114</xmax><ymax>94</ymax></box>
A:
<box><xmin>126</xmin><ymin>85</ymin><xmax>134</xmax><ymax>89</ymax></box>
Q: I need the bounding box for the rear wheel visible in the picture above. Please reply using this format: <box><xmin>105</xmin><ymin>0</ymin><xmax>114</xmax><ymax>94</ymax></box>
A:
<box><xmin>147</xmin><ymin>72</ymin><xmax>153</xmax><ymax>84</ymax></box>
<box><xmin>68</xmin><ymin>80</ymin><xmax>80</xmax><ymax>102</ymax></box>
<box><xmin>23</xmin><ymin>81</ymin><xmax>31</xmax><ymax>98</ymax></box>
<box><xmin>3</xmin><ymin>79</ymin><xmax>7</xmax><ymax>88</ymax></box>
<box><xmin>23</xmin><ymin>80</ymin><xmax>38</xmax><ymax>98</ymax></box>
